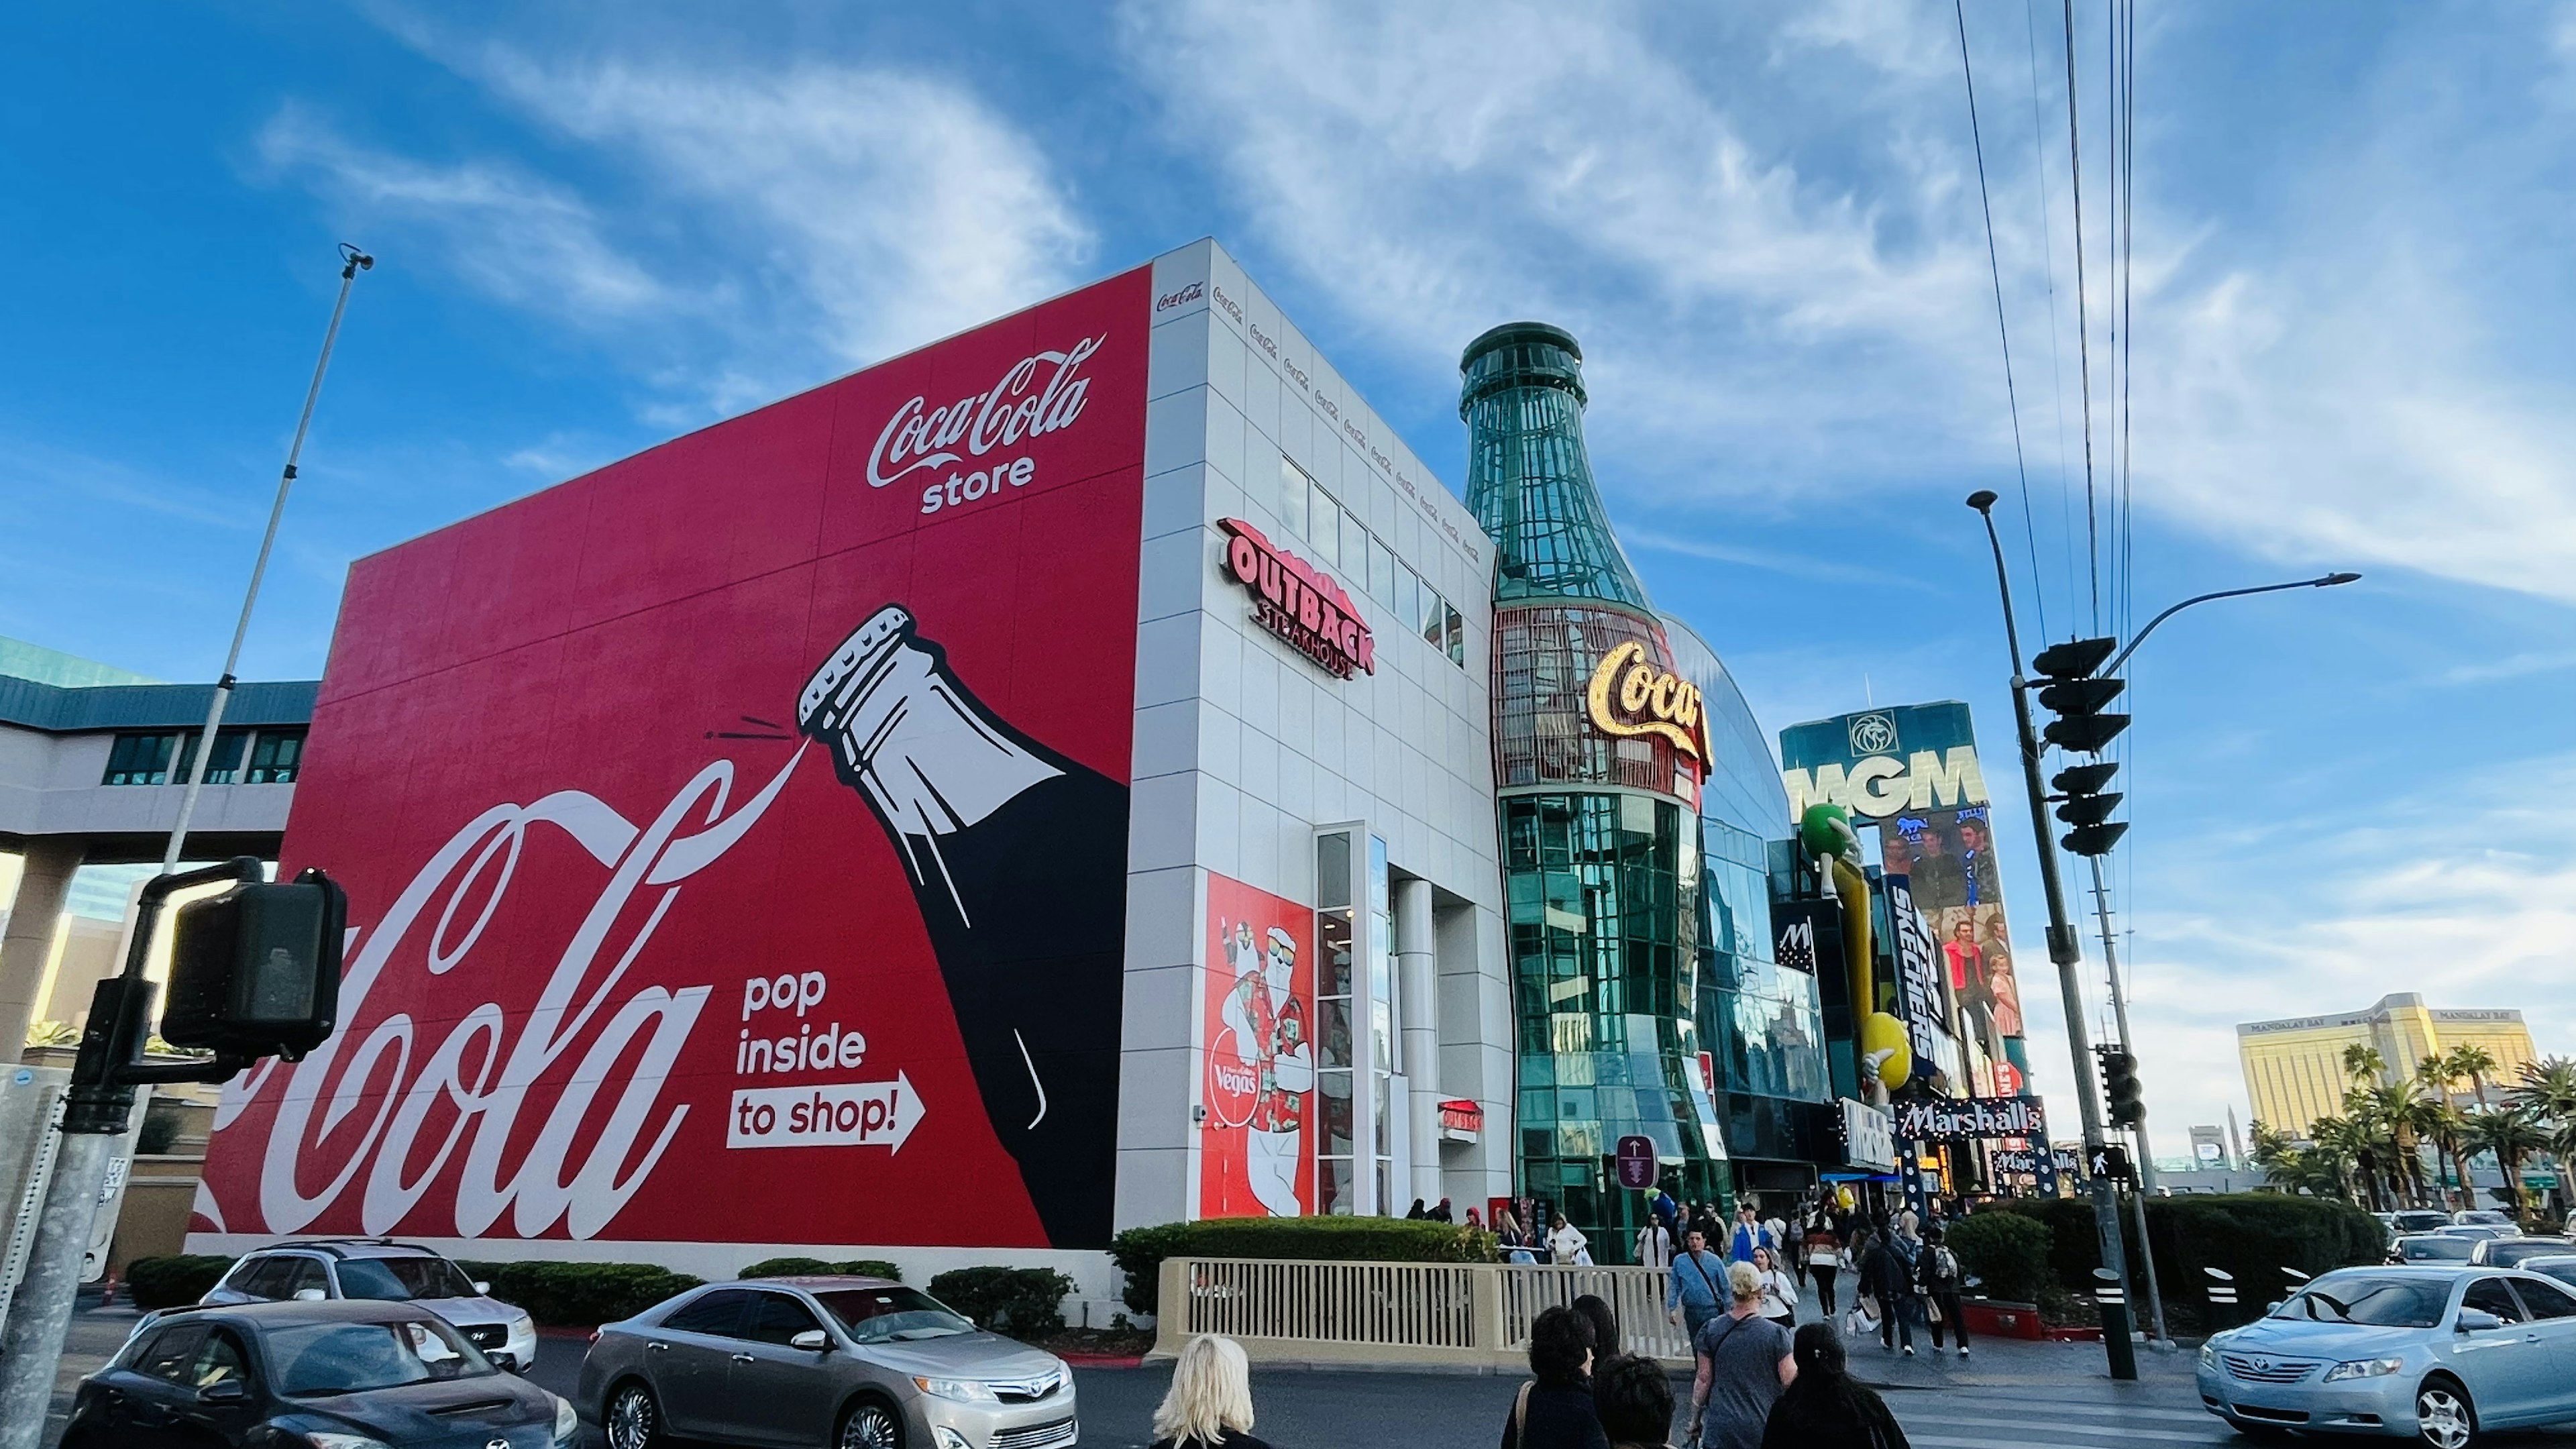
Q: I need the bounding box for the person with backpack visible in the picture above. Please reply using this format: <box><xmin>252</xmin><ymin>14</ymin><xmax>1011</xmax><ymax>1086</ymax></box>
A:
<box><xmin>1499</xmin><ymin>1305</ymin><xmax>1611</xmax><ymax>1449</ymax></box>
<box><xmin>1688</xmin><ymin>1263</ymin><xmax>1796</xmax><ymax>1449</ymax></box>
<box><xmin>1917</xmin><ymin>1224</ymin><xmax>1971</xmax><ymax>1358</ymax></box>
<box><xmin>1857</xmin><ymin>1226</ymin><xmax>1915</xmax><ymax>1355</ymax></box>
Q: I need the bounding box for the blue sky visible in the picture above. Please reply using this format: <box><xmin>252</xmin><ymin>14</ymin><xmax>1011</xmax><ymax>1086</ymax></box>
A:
<box><xmin>6</xmin><ymin>1</ymin><xmax>2573</xmax><ymax>1146</ymax></box>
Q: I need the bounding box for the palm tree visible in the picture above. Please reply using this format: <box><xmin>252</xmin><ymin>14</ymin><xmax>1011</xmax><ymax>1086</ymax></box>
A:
<box><xmin>2510</xmin><ymin>1056</ymin><xmax>2576</xmax><ymax>1124</ymax></box>
<box><xmin>2251</xmin><ymin>1120</ymin><xmax>2350</xmax><ymax>1201</ymax></box>
<box><xmin>2467</xmin><ymin>1106</ymin><xmax>2549</xmax><ymax>1214</ymax></box>
<box><xmin>2317</xmin><ymin>1110</ymin><xmax>2383</xmax><ymax>1209</ymax></box>
<box><xmin>2451</xmin><ymin>1044</ymin><xmax>2502</xmax><ymax>1109</ymax></box>
<box><xmin>2409</xmin><ymin>1092</ymin><xmax>2474</xmax><ymax>1210</ymax></box>
<box><xmin>2370</xmin><ymin>1081</ymin><xmax>2431</xmax><ymax>1206</ymax></box>
<box><xmin>2344</xmin><ymin>1043</ymin><xmax>2390</xmax><ymax>1089</ymax></box>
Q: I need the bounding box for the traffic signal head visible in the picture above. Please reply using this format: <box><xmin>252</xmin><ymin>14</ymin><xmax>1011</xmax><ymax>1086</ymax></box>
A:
<box><xmin>2098</xmin><ymin>1047</ymin><xmax>2145</xmax><ymax>1127</ymax></box>
<box><xmin>164</xmin><ymin>868</ymin><xmax>346</xmax><ymax>1061</ymax></box>
<box><xmin>2051</xmin><ymin>760</ymin><xmax>2127</xmax><ymax>855</ymax></box>
<box><xmin>2053</xmin><ymin>762</ymin><xmax>2118</xmax><ymax>795</ymax></box>
<box><xmin>2062</xmin><ymin>820</ymin><xmax>2131</xmax><ymax>857</ymax></box>
<box><xmin>2032</xmin><ymin>636</ymin><xmax>2117</xmax><ymax>680</ymax></box>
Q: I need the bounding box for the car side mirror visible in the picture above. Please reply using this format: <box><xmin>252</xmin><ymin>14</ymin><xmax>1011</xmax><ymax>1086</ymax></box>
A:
<box><xmin>472</xmin><ymin>1281</ymin><xmax>491</xmax><ymax>1295</ymax></box>
<box><xmin>292</xmin><ymin>1289</ymin><xmax>326</xmax><ymax>1303</ymax></box>
<box><xmin>199</xmin><ymin>1380</ymin><xmax>248</xmax><ymax>1404</ymax></box>
<box><xmin>2457</xmin><ymin>1309</ymin><xmax>2504</xmax><ymax>1334</ymax></box>
<box><xmin>790</xmin><ymin>1329</ymin><xmax>830</xmax><ymax>1352</ymax></box>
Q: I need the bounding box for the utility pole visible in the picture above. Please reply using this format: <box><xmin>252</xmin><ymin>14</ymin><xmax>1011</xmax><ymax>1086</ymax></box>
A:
<box><xmin>1968</xmin><ymin>490</ymin><xmax>2136</xmax><ymax>1381</ymax></box>
<box><xmin>2090</xmin><ymin>855</ymin><xmax>2169</xmax><ymax>1347</ymax></box>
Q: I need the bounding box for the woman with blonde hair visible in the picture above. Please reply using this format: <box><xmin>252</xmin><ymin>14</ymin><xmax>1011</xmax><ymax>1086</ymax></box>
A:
<box><xmin>1150</xmin><ymin>1334</ymin><xmax>1275</xmax><ymax>1449</ymax></box>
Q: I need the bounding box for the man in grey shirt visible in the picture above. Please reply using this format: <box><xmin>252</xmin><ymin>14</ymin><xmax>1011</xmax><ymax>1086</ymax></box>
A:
<box><xmin>1688</xmin><ymin>1261</ymin><xmax>1796</xmax><ymax>1449</ymax></box>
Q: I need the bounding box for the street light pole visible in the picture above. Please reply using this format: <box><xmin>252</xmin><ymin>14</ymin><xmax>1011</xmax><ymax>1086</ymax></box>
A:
<box><xmin>1968</xmin><ymin>490</ymin><xmax>2136</xmax><ymax>1381</ymax></box>
<box><xmin>2089</xmin><ymin>853</ymin><xmax>2170</xmax><ymax>1347</ymax></box>
<box><xmin>160</xmin><ymin>243</ymin><xmax>372</xmax><ymax>874</ymax></box>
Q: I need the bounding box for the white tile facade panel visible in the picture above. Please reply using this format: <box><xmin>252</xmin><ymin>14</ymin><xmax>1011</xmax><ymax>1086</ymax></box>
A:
<box><xmin>1118</xmin><ymin>239</ymin><xmax>1512</xmax><ymax>1230</ymax></box>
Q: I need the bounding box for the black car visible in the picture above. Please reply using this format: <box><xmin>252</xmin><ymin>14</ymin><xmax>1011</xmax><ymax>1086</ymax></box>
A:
<box><xmin>63</xmin><ymin>1299</ymin><xmax>575</xmax><ymax>1448</ymax></box>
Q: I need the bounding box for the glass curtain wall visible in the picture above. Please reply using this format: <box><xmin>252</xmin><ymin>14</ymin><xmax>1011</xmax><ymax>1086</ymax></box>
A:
<box><xmin>1316</xmin><ymin>830</ymin><xmax>1357</xmax><ymax>1214</ymax></box>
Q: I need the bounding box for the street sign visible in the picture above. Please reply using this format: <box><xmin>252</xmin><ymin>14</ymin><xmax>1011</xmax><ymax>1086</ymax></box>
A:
<box><xmin>2088</xmin><ymin>1143</ymin><xmax>2135</xmax><ymax>1185</ymax></box>
<box><xmin>1614</xmin><ymin>1135</ymin><xmax>1657</xmax><ymax>1190</ymax></box>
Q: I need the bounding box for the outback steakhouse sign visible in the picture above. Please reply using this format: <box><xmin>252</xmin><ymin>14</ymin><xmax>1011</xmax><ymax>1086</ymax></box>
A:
<box><xmin>1218</xmin><ymin>519</ymin><xmax>1377</xmax><ymax>679</ymax></box>
<box><xmin>1587</xmin><ymin>641</ymin><xmax>1714</xmax><ymax>762</ymax></box>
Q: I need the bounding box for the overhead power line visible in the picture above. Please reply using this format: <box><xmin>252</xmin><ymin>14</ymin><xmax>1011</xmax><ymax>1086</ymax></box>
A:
<box><xmin>1952</xmin><ymin>0</ymin><xmax>2049</xmax><ymax>645</ymax></box>
<box><xmin>2061</xmin><ymin>0</ymin><xmax>2101</xmax><ymax>634</ymax></box>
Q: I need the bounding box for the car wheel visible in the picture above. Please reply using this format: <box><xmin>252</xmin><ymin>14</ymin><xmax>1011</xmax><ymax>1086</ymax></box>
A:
<box><xmin>839</xmin><ymin>1399</ymin><xmax>905</xmax><ymax>1449</ymax></box>
<box><xmin>2416</xmin><ymin>1377</ymin><xmax>2477</xmax><ymax>1449</ymax></box>
<box><xmin>604</xmin><ymin>1380</ymin><xmax>665</xmax><ymax>1449</ymax></box>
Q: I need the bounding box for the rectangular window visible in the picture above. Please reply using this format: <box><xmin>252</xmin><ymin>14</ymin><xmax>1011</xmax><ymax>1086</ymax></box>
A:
<box><xmin>1341</xmin><ymin>508</ymin><xmax>1368</xmax><ymax>580</ymax></box>
<box><xmin>1311</xmin><ymin>490</ymin><xmax>1341</xmax><ymax>569</ymax></box>
<box><xmin>1280</xmin><ymin>455</ymin><xmax>1310</xmax><ymax>538</ymax></box>
<box><xmin>1446</xmin><ymin>605</ymin><xmax>1466</xmax><ymax>665</ymax></box>
<box><xmin>103</xmin><ymin>733</ymin><xmax>178</xmax><ymax>786</ymax></box>
<box><xmin>1368</xmin><ymin>536</ymin><xmax>1396</xmax><ymax>612</ymax></box>
<box><xmin>174</xmin><ymin>729</ymin><xmax>250</xmax><ymax>786</ymax></box>
<box><xmin>245</xmin><ymin>729</ymin><xmax>307</xmax><ymax>784</ymax></box>
<box><xmin>1420</xmin><ymin>584</ymin><xmax>1445</xmax><ymax>648</ymax></box>
<box><xmin>1397</xmin><ymin>568</ymin><xmax>1420</xmax><ymax>646</ymax></box>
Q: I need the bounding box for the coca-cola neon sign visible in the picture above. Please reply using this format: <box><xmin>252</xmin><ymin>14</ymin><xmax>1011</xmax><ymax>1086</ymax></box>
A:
<box><xmin>866</xmin><ymin>335</ymin><xmax>1105</xmax><ymax>488</ymax></box>
<box><xmin>1217</xmin><ymin>519</ymin><xmax>1375</xmax><ymax>679</ymax></box>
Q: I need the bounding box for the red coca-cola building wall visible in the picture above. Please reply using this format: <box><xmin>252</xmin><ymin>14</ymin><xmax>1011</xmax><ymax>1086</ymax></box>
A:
<box><xmin>197</xmin><ymin>267</ymin><xmax>1152</xmax><ymax>1252</ymax></box>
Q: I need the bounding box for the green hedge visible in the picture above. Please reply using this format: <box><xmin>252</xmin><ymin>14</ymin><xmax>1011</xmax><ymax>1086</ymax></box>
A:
<box><xmin>1989</xmin><ymin>1193</ymin><xmax>2385</xmax><ymax>1309</ymax></box>
<box><xmin>926</xmin><ymin>1267</ymin><xmax>1075</xmax><ymax>1339</ymax></box>
<box><xmin>739</xmin><ymin>1256</ymin><xmax>902</xmax><ymax>1281</ymax></box>
<box><xmin>1107</xmin><ymin>1218</ymin><xmax>1497</xmax><ymax>1315</ymax></box>
<box><xmin>456</xmin><ymin>1260</ymin><xmax>704</xmax><ymax>1326</ymax></box>
<box><xmin>1944</xmin><ymin>1211</ymin><xmax>2053</xmax><ymax>1305</ymax></box>
<box><xmin>125</xmin><ymin>1254</ymin><xmax>235</xmax><ymax>1309</ymax></box>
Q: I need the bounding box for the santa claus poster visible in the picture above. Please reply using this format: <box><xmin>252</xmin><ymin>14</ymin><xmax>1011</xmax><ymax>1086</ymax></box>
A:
<box><xmin>1198</xmin><ymin>873</ymin><xmax>1316</xmax><ymax>1218</ymax></box>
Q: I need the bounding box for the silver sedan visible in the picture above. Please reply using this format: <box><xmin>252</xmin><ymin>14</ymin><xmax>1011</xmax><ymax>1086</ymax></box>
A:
<box><xmin>578</xmin><ymin>1276</ymin><xmax>1077</xmax><ymax>1449</ymax></box>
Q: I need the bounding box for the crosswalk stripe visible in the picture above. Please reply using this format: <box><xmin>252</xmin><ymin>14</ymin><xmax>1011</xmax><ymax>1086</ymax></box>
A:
<box><xmin>1906</xmin><ymin>1423</ymin><xmax>2225</xmax><ymax>1433</ymax></box>
<box><xmin>1909</xmin><ymin>1400</ymin><xmax>2216</xmax><ymax>1424</ymax></box>
<box><xmin>1898</xmin><ymin>1420</ymin><xmax>2223</xmax><ymax>1444</ymax></box>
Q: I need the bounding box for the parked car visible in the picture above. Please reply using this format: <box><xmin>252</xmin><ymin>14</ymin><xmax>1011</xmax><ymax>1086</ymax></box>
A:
<box><xmin>199</xmin><ymin>1238</ymin><xmax>539</xmax><ymax>1370</ymax></box>
<box><xmin>61</xmin><ymin>1299</ymin><xmax>574</xmax><ymax>1448</ymax></box>
<box><xmin>2392</xmin><ymin>1210</ymin><xmax>2455</xmax><ymax>1236</ymax></box>
<box><xmin>2199</xmin><ymin>1264</ymin><xmax>2576</xmax><ymax>1448</ymax></box>
<box><xmin>2434</xmin><ymin>1225</ymin><xmax>2514</xmax><ymax>1243</ymax></box>
<box><xmin>2515</xmin><ymin>1254</ymin><xmax>2576</xmax><ymax>1295</ymax></box>
<box><xmin>2453</xmin><ymin>1210</ymin><xmax>2521</xmax><ymax>1234</ymax></box>
<box><xmin>2390</xmin><ymin>1234</ymin><xmax>2477</xmax><ymax>1265</ymax></box>
<box><xmin>2469</xmin><ymin>1235</ymin><xmax>2576</xmax><ymax>1268</ymax></box>
<box><xmin>579</xmin><ymin>1275</ymin><xmax>1077</xmax><ymax>1449</ymax></box>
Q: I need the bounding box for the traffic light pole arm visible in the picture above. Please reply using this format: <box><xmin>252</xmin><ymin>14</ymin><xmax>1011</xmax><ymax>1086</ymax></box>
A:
<box><xmin>1969</xmin><ymin>492</ymin><xmax>2137</xmax><ymax>1379</ymax></box>
<box><xmin>2101</xmin><ymin>574</ymin><xmax>2359</xmax><ymax>678</ymax></box>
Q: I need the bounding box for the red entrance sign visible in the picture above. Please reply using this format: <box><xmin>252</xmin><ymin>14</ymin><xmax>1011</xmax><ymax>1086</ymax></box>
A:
<box><xmin>1216</xmin><ymin>519</ymin><xmax>1375</xmax><ymax>678</ymax></box>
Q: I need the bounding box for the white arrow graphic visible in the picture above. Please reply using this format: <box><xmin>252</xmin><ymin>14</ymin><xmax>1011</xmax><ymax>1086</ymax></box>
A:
<box><xmin>727</xmin><ymin>1073</ymin><xmax>926</xmax><ymax>1152</ymax></box>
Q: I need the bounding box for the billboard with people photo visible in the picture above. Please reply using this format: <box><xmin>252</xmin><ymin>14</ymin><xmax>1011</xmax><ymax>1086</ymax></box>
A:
<box><xmin>1882</xmin><ymin>806</ymin><xmax>2025</xmax><ymax>1059</ymax></box>
<box><xmin>1199</xmin><ymin>873</ymin><xmax>1318</xmax><ymax>1219</ymax></box>
<box><xmin>194</xmin><ymin>266</ymin><xmax>1155</xmax><ymax>1251</ymax></box>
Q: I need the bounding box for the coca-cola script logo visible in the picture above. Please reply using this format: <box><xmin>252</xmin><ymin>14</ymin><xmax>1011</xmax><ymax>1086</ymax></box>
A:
<box><xmin>1216</xmin><ymin>518</ymin><xmax>1375</xmax><ymax>679</ymax></box>
<box><xmin>205</xmin><ymin>747</ymin><xmax>808</xmax><ymax>1240</ymax></box>
<box><xmin>866</xmin><ymin>336</ymin><xmax>1106</xmax><ymax>488</ymax></box>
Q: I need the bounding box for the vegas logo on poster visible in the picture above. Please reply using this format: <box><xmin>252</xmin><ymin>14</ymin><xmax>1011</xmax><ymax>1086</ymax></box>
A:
<box><xmin>1199</xmin><ymin>873</ymin><xmax>1316</xmax><ymax>1219</ymax></box>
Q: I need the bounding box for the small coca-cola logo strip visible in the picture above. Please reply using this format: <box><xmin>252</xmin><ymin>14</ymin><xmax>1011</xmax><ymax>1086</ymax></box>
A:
<box><xmin>1216</xmin><ymin>517</ymin><xmax>1375</xmax><ymax>679</ymax></box>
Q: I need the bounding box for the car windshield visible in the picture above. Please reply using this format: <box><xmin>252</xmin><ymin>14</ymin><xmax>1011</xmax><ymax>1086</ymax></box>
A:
<box><xmin>2271</xmin><ymin>1277</ymin><xmax>2450</xmax><ymax>1328</ymax></box>
<box><xmin>333</xmin><ymin>1256</ymin><xmax>480</xmax><ymax>1302</ymax></box>
<box><xmin>2395</xmin><ymin>1212</ymin><xmax>2453</xmax><ymax>1232</ymax></box>
<box><xmin>265</xmin><ymin>1318</ymin><xmax>496</xmax><ymax>1396</ymax></box>
<box><xmin>2459</xmin><ymin>1212</ymin><xmax>2514</xmax><ymax>1225</ymax></box>
<box><xmin>2483</xmin><ymin>1240</ymin><xmax>2573</xmax><ymax>1267</ymax></box>
<box><xmin>2400</xmin><ymin>1236</ymin><xmax>2477</xmax><ymax>1261</ymax></box>
<box><xmin>810</xmin><ymin>1288</ymin><xmax>976</xmax><ymax>1344</ymax></box>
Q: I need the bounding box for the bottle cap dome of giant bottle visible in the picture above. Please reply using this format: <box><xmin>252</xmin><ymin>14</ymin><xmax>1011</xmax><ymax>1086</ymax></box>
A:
<box><xmin>1458</xmin><ymin>321</ymin><xmax>1586</xmax><ymax>413</ymax></box>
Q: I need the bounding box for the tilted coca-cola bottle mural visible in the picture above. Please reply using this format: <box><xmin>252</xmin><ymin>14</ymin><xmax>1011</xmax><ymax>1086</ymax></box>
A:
<box><xmin>798</xmin><ymin>606</ymin><xmax>1126</xmax><ymax>1248</ymax></box>
<box><xmin>192</xmin><ymin>264</ymin><xmax>1152</xmax><ymax>1254</ymax></box>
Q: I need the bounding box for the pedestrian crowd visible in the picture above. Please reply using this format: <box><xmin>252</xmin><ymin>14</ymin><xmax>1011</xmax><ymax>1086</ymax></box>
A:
<box><xmin>1157</xmin><ymin>1195</ymin><xmax>1971</xmax><ymax>1448</ymax></box>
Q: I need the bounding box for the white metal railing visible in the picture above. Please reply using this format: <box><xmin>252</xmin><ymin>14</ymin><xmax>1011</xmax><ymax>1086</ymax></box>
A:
<box><xmin>1154</xmin><ymin>1257</ymin><xmax>1689</xmax><ymax>1366</ymax></box>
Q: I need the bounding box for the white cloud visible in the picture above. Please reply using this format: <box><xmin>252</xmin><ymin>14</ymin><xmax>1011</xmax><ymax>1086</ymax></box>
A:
<box><xmin>256</xmin><ymin>104</ymin><xmax>676</xmax><ymax>325</ymax></box>
<box><xmin>463</xmin><ymin>52</ymin><xmax>1095</xmax><ymax>370</ymax></box>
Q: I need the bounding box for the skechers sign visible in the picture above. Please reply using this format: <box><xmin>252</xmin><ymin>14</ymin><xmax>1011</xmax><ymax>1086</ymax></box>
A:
<box><xmin>1587</xmin><ymin>641</ymin><xmax>1714</xmax><ymax>762</ymax></box>
<box><xmin>1780</xmin><ymin>702</ymin><xmax>1989</xmax><ymax>822</ymax></box>
<box><xmin>1218</xmin><ymin>519</ymin><xmax>1377</xmax><ymax>679</ymax></box>
<box><xmin>1893</xmin><ymin>1095</ymin><xmax>2047</xmax><ymax>1142</ymax></box>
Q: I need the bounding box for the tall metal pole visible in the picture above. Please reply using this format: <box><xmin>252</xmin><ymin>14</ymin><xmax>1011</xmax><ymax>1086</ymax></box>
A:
<box><xmin>1968</xmin><ymin>491</ymin><xmax>2135</xmax><ymax>1380</ymax></box>
<box><xmin>160</xmin><ymin>244</ymin><xmax>372</xmax><ymax>874</ymax></box>
<box><xmin>2091</xmin><ymin>855</ymin><xmax>2170</xmax><ymax>1346</ymax></box>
